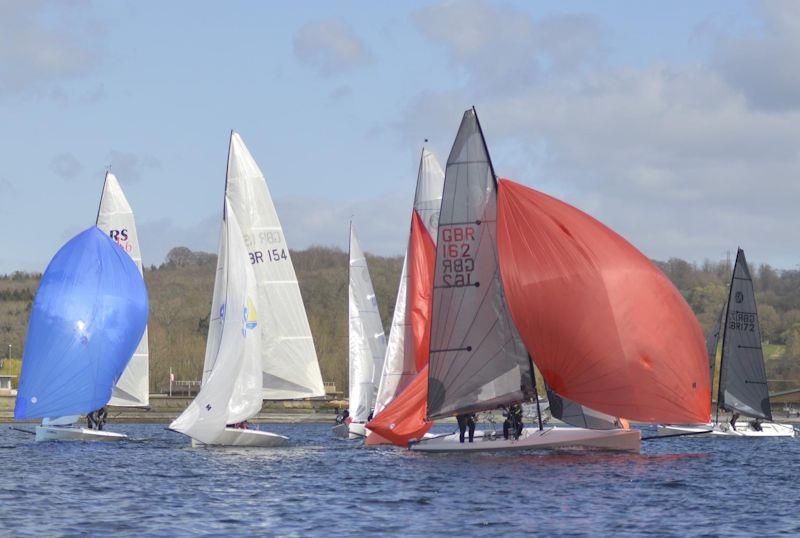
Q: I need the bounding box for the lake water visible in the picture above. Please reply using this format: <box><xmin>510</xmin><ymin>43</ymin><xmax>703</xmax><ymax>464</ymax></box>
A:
<box><xmin>1</xmin><ymin>422</ymin><xmax>798</xmax><ymax>536</ymax></box>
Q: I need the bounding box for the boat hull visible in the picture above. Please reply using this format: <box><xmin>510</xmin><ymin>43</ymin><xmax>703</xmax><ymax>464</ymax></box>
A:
<box><xmin>410</xmin><ymin>427</ymin><xmax>641</xmax><ymax>453</ymax></box>
<box><xmin>191</xmin><ymin>427</ymin><xmax>289</xmax><ymax>447</ymax></box>
<box><xmin>331</xmin><ymin>422</ymin><xmax>366</xmax><ymax>440</ymax></box>
<box><xmin>35</xmin><ymin>425</ymin><xmax>127</xmax><ymax>443</ymax></box>
<box><xmin>658</xmin><ymin>422</ymin><xmax>797</xmax><ymax>438</ymax></box>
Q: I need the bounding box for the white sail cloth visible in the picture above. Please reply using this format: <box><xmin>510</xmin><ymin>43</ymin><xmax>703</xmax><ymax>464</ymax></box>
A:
<box><xmin>96</xmin><ymin>172</ymin><xmax>149</xmax><ymax>407</ymax></box>
<box><xmin>348</xmin><ymin>223</ymin><xmax>387</xmax><ymax>423</ymax></box>
<box><xmin>170</xmin><ymin>203</ymin><xmax>263</xmax><ymax>443</ymax></box>
<box><xmin>224</xmin><ymin>132</ymin><xmax>325</xmax><ymax>399</ymax></box>
<box><xmin>373</xmin><ymin>148</ymin><xmax>444</xmax><ymax>416</ymax></box>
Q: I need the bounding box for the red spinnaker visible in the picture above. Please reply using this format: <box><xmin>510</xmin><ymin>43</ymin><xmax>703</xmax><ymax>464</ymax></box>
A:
<box><xmin>366</xmin><ymin>210</ymin><xmax>435</xmax><ymax>446</ymax></box>
<box><xmin>496</xmin><ymin>179</ymin><xmax>710</xmax><ymax>424</ymax></box>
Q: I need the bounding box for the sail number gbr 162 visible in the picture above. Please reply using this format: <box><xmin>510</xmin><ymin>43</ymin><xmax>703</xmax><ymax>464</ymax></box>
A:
<box><xmin>440</xmin><ymin>225</ymin><xmax>476</xmax><ymax>287</ymax></box>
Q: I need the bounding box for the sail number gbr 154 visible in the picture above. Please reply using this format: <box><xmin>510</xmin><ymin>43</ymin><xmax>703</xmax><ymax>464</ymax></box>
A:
<box><xmin>246</xmin><ymin>230</ymin><xmax>287</xmax><ymax>264</ymax></box>
<box><xmin>440</xmin><ymin>224</ymin><xmax>477</xmax><ymax>287</ymax></box>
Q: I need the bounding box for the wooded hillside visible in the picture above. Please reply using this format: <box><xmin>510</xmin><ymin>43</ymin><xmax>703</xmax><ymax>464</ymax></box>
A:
<box><xmin>2</xmin><ymin>248</ymin><xmax>799</xmax><ymax>395</ymax></box>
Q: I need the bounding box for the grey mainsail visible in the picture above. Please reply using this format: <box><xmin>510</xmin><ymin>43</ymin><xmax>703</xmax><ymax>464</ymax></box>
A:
<box><xmin>426</xmin><ymin>108</ymin><xmax>532</xmax><ymax>420</ymax></box>
<box><xmin>718</xmin><ymin>249</ymin><xmax>772</xmax><ymax>420</ymax></box>
<box><xmin>545</xmin><ymin>386</ymin><xmax>618</xmax><ymax>430</ymax></box>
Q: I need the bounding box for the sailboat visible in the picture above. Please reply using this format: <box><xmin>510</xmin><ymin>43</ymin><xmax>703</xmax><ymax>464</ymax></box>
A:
<box><xmin>332</xmin><ymin>223</ymin><xmax>387</xmax><ymax>439</ymax></box>
<box><xmin>96</xmin><ymin>172</ymin><xmax>150</xmax><ymax>409</ymax></box>
<box><xmin>14</xmin><ymin>227</ymin><xmax>149</xmax><ymax>442</ymax></box>
<box><xmin>410</xmin><ymin>108</ymin><xmax>710</xmax><ymax>453</ymax></box>
<box><xmin>171</xmin><ymin>131</ymin><xmax>325</xmax><ymax>447</ymax></box>
<box><xmin>365</xmin><ymin>148</ymin><xmax>444</xmax><ymax>446</ymax></box>
<box><xmin>659</xmin><ymin>249</ymin><xmax>797</xmax><ymax>438</ymax></box>
<box><xmin>169</xmin><ymin>200</ymin><xmax>287</xmax><ymax>446</ymax></box>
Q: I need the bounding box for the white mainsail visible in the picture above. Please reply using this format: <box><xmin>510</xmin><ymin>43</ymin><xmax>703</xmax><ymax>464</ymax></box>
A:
<box><xmin>348</xmin><ymin>223</ymin><xmax>387</xmax><ymax>423</ymax></box>
<box><xmin>373</xmin><ymin>148</ymin><xmax>444</xmax><ymax>416</ymax></box>
<box><xmin>224</xmin><ymin>132</ymin><xmax>325</xmax><ymax>399</ymax></box>
<box><xmin>169</xmin><ymin>202</ymin><xmax>263</xmax><ymax>444</ymax></box>
<box><xmin>96</xmin><ymin>172</ymin><xmax>149</xmax><ymax>407</ymax></box>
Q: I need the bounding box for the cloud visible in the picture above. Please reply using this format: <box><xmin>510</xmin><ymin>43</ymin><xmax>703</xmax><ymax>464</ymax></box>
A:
<box><xmin>0</xmin><ymin>1</ymin><xmax>103</xmax><ymax>98</ymax></box>
<box><xmin>413</xmin><ymin>0</ymin><xmax>604</xmax><ymax>92</ymax></box>
<box><xmin>106</xmin><ymin>150</ymin><xmax>161</xmax><ymax>183</ymax></box>
<box><xmin>293</xmin><ymin>19</ymin><xmax>374</xmax><ymax>76</ymax></box>
<box><xmin>50</xmin><ymin>152</ymin><xmax>83</xmax><ymax>181</ymax></box>
<box><xmin>710</xmin><ymin>0</ymin><xmax>800</xmax><ymax>112</ymax></box>
<box><xmin>406</xmin><ymin>1</ymin><xmax>800</xmax><ymax>267</ymax></box>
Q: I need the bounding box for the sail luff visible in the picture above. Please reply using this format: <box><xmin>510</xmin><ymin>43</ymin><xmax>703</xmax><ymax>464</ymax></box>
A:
<box><xmin>95</xmin><ymin>172</ymin><xmax>150</xmax><ymax>407</ymax></box>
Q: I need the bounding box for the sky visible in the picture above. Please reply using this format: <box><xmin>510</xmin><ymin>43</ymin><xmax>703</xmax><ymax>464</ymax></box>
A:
<box><xmin>1</xmin><ymin>0</ymin><xmax>799</xmax><ymax>273</ymax></box>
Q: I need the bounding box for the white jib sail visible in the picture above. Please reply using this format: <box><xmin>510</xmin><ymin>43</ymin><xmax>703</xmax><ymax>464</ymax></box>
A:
<box><xmin>96</xmin><ymin>172</ymin><xmax>149</xmax><ymax>407</ymax></box>
<box><xmin>373</xmin><ymin>148</ymin><xmax>444</xmax><ymax>416</ymax></box>
<box><xmin>169</xmin><ymin>201</ymin><xmax>263</xmax><ymax>444</ymax></box>
<box><xmin>224</xmin><ymin>132</ymin><xmax>325</xmax><ymax>399</ymax></box>
<box><xmin>348</xmin><ymin>223</ymin><xmax>387</xmax><ymax>423</ymax></box>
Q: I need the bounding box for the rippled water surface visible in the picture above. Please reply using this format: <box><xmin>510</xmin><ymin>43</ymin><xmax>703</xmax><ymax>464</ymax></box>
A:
<box><xmin>1</xmin><ymin>423</ymin><xmax>799</xmax><ymax>536</ymax></box>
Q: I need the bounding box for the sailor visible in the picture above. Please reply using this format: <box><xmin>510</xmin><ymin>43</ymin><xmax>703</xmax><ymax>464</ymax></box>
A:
<box><xmin>336</xmin><ymin>409</ymin><xmax>350</xmax><ymax>425</ymax></box>
<box><xmin>96</xmin><ymin>406</ymin><xmax>108</xmax><ymax>431</ymax></box>
<box><xmin>367</xmin><ymin>409</ymin><xmax>374</xmax><ymax>422</ymax></box>
<box><xmin>730</xmin><ymin>412</ymin><xmax>740</xmax><ymax>431</ymax></box>
<box><xmin>751</xmin><ymin>418</ymin><xmax>763</xmax><ymax>432</ymax></box>
<box><xmin>456</xmin><ymin>413</ymin><xmax>476</xmax><ymax>443</ymax></box>
<box><xmin>86</xmin><ymin>410</ymin><xmax>97</xmax><ymax>430</ymax></box>
<box><xmin>503</xmin><ymin>403</ymin><xmax>524</xmax><ymax>440</ymax></box>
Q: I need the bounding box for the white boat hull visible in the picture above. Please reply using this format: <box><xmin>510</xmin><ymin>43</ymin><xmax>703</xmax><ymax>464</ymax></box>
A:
<box><xmin>191</xmin><ymin>427</ymin><xmax>289</xmax><ymax>447</ymax></box>
<box><xmin>35</xmin><ymin>425</ymin><xmax>127</xmax><ymax>443</ymax></box>
<box><xmin>658</xmin><ymin>422</ymin><xmax>797</xmax><ymax>438</ymax></box>
<box><xmin>410</xmin><ymin>427</ymin><xmax>641</xmax><ymax>453</ymax></box>
<box><xmin>331</xmin><ymin>422</ymin><xmax>367</xmax><ymax>440</ymax></box>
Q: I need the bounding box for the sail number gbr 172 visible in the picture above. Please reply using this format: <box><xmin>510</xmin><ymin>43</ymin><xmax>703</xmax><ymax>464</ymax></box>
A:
<box><xmin>440</xmin><ymin>225</ymin><xmax>476</xmax><ymax>287</ymax></box>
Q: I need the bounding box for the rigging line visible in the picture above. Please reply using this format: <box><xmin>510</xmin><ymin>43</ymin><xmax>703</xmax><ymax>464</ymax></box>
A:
<box><xmin>9</xmin><ymin>426</ymin><xmax>35</xmax><ymax>435</ymax></box>
<box><xmin>442</xmin><ymin>318</ymin><xmax>501</xmax><ymax>388</ymax></box>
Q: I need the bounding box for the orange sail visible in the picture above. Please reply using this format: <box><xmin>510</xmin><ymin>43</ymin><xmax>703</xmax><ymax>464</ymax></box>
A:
<box><xmin>366</xmin><ymin>210</ymin><xmax>435</xmax><ymax>446</ymax></box>
<box><xmin>366</xmin><ymin>364</ymin><xmax>432</xmax><ymax>447</ymax></box>
<box><xmin>496</xmin><ymin>178</ymin><xmax>710</xmax><ymax>424</ymax></box>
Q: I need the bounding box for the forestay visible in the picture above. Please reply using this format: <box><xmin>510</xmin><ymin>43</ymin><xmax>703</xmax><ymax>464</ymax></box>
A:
<box><xmin>718</xmin><ymin>249</ymin><xmax>772</xmax><ymax>420</ymax></box>
<box><xmin>426</xmin><ymin>109</ymin><xmax>532</xmax><ymax>420</ymax></box>
<box><xmin>169</xmin><ymin>204</ymin><xmax>263</xmax><ymax>443</ymax></box>
<box><xmin>348</xmin><ymin>223</ymin><xmax>387</xmax><ymax>422</ymax></box>
<box><xmin>15</xmin><ymin>227</ymin><xmax>148</xmax><ymax>420</ymax></box>
<box><xmin>96</xmin><ymin>172</ymin><xmax>150</xmax><ymax>407</ymax></box>
<box><xmin>373</xmin><ymin>148</ymin><xmax>444</xmax><ymax>415</ymax></box>
<box><xmin>224</xmin><ymin>132</ymin><xmax>325</xmax><ymax>399</ymax></box>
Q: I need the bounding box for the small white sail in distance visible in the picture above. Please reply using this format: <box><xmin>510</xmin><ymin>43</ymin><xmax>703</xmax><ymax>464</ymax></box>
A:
<box><xmin>373</xmin><ymin>148</ymin><xmax>444</xmax><ymax>416</ymax></box>
<box><xmin>170</xmin><ymin>201</ymin><xmax>263</xmax><ymax>444</ymax></box>
<box><xmin>348</xmin><ymin>222</ymin><xmax>387</xmax><ymax>423</ymax></box>
<box><xmin>224</xmin><ymin>131</ymin><xmax>325</xmax><ymax>400</ymax></box>
<box><xmin>96</xmin><ymin>171</ymin><xmax>150</xmax><ymax>407</ymax></box>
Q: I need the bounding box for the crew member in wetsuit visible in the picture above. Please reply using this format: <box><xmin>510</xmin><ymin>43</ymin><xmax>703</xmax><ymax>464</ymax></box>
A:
<box><xmin>367</xmin><ymin>409</ymin><xmax>374</xmax><ymax>422</ymax></box>
<box><xmin>87</xmin><ymin>410</ymin><xmax>97</xmax><ymax>430</ymax></box>
<box><xmin>503</xmin><ymin>403</ymin><xmax>524</xmax><ymax>440</ymax></box>
<box><xmin>456</xmin><ymin>413</ymin><xmax>476</xmax><ymax>443</ymax></box>
<box><xmin>336</xmin><ymin>409</ymin><xmax>350</xmax><ymax>425</ymax></box>
<box><xmin>730</xmin><ymin>412</ymin><xmax>740</xmax><ymax>431</ymax></box>
<box><xmin>751</xmin><ymin>418</ymin><xmax>763</xmax><ymax>431</ymax></box>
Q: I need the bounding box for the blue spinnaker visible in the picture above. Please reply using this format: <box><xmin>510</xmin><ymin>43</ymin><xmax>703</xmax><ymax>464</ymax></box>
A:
<box><xmin>14</xmin><ymin>226</ymin><xmax>148</xmax><ymax>420</ymax></box>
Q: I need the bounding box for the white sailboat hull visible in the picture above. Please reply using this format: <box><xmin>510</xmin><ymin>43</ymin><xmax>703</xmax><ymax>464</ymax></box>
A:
<box><xmin>35</xmin><ymin>425</ymin><xmax>127</xmax><ymax>443</ymax></box>
<box><xmin>190</xmin><ymin>427</ymin><xmax>289</xmax><ymax>447</ymax></box>
<box><xmin>410</xmin><ymin>427</ymin><xmax>641</xmax><ymax>453</ymax></box>
<box><xmin>331</xmin><ymin>422</ymin><xmax>367</xmax><ymax>440</ymax></box>
<box><xmin>658</xmin><ymin>422</ymin><xmax>797</xmax><ymax>438</ymax></box>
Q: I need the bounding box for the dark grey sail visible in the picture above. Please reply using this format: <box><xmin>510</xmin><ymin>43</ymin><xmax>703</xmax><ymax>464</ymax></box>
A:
<box><xmin>707</xmin><ymin>305</ymin><xmax>725</xmax><ymax>392</ymax></box>
<box><xmin>426</xmin><ymin>108</ymin><xmax>533</xmax><ymax>420</ymax></box>
<box><xmin>545</xmin><ymin>386</ymin><xmax>618</xmax><ymax>430</ymax></box>
<box><xmin>718</xmin><ymin>249</ymin><xmax>772</xmax><ymax>420</ymax></box>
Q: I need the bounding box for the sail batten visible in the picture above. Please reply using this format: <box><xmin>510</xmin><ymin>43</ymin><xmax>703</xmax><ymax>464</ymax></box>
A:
<box><xmin>224</xmin><ymin>132</ymin><xmax>325</xmax><ymax>400</ymax></box>
<box><xmin>718</xmin><ymin>249</ymin><xmax>772</xmax><ymax>420</ymax></box>
<box><xmin>96</xmin><ymin>172</ymin><xmax>150</xmax><ymax>407</ymax></box>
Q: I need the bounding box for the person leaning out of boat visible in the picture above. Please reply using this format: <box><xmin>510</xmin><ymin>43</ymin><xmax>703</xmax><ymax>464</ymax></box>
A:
<box><xmin>456</xmin><ymin>413</ymin><xmax>476</xmax><ymax>443</ymax></box>
<box><xmin>729</xmin><ymin>412</ymin><xmax>740</xmax><ymax>431</ymax></box>
<box><xmin>87</xmin><ymin>406</ymin><xmax>108</xmax><ymax>431</ymax></box>
<box><xmin>502</xmin><ymin>403</ymin><xmax>524</xmax><ymax>440</ymax></box>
